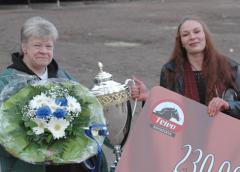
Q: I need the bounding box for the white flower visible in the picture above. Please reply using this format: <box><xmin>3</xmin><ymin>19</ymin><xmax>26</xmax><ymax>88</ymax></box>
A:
<box><xmin>67</xmin><ymin>96</ymin><xmax>81</xmax><ymax>113</ymax></box>
<box><xmin>29</xmin><ymin>93</ymin><xmax>52</xmax><ymax>109</ymax></box>
<box><xmin>32</xmin><ymin>118</ymin><xmax>47</xmax><ymax>135</ymax></box>
<box><xmin>47</xmin><ymin>117</ymin><xmax>70</xmax><ymax>139</ymax></box>
<box><xmin>48</xmin><ymin>101</ymin><xmax>59</xmax><ymax>112</ymax></box>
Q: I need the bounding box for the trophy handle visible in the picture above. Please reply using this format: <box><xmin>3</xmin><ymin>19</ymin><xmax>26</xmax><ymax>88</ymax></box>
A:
<box><xmin>124</xmin><ymin>79</ymin><xmax>135</xmax><ymax>87</ymax></box>
<box><xmin>120</xmin><ymin>100</ymin><xmax>132</xmax><ymax>147</ymax></box>
<box><xmin>124</xmin><ymin>79</ymin><xmax>137</xmax><ymax>117</ymax></box>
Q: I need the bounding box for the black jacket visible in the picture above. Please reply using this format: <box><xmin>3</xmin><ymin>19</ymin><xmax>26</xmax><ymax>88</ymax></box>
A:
<box><xmin>8</xmin><ymin>52</ymin><xmax>64</xmax><ymax>79</ymax></box>
<box><xmin>160</xmin><ymin>58</ymin><xmax>240</xmax><ymax>119</ymax></box>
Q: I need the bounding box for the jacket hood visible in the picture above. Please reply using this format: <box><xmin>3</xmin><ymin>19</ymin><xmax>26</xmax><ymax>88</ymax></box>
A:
<box><xmin>7</xmin><ymin>52</ymin><xmax>59</xmax><ymax>78</ymax></box>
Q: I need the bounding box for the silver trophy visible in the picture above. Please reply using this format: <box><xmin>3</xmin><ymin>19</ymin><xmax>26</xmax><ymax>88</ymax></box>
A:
<box><xmin>91</xmin><ymin>62</ymin><xmax>136</xmax><ymax>171</ymax></box>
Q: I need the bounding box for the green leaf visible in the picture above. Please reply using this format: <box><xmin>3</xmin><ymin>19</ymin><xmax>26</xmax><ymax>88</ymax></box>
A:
<box><xmin>0</xmin><ymin>80</ymin><xmax>106</xmax><ymax>164</ymax></box>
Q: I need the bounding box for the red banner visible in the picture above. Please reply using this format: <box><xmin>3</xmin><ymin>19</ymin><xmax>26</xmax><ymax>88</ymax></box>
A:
<box><xmin>116</xmin><ymin>86</ymin><xmax>240</xmax><ymax>172</ymax></box>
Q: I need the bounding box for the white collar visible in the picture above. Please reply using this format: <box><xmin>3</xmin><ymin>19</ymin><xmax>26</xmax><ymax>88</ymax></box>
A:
<box><xmin>38</xmin><ymin>68</ymin><xmax>48</xmax><ymax>80</ymax></box>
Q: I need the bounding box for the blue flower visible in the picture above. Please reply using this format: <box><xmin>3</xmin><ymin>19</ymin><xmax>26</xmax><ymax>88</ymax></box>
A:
<box><xmin>55</xmin><ymin>97</ymin><xmax>68</xmax><ymax>106</ymax></box>
<box><xmin>53</xmin><ymin>108</ymin><xmax>67</xmax><ymax>118</ymax></box>
<box><xmin>36</xmin><ymin>106</ymin><xmax>52</xmax><ymax>119</ymax></box>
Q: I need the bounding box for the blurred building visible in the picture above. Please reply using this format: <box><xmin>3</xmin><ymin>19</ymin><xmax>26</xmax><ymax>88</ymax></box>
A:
<box><xmin>0</xmin><ymin>0</ymin><xmax>91</xmax><ymax>5</ymax></box>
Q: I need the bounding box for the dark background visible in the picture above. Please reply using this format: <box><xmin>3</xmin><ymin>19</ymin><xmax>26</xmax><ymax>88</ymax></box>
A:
<box><xmin>0</xmin><ymin>0</ymin><xmax>97</xmax><ymax>4</ymax></box>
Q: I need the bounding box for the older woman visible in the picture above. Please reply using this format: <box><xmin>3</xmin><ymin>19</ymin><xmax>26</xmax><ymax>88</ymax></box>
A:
<box><xmin>4</xmin><ymin>16</ymin><xmax>72</xmax><ymax>82</ymax></box>
<box><xmin>132</xmin><ymin>16</ymin><xmax>240</xmax><ymax>119</ymax></box>
<box><xmin>0</xmin><ymin>16</ymin><xmax>107</xmax><ymax>172</ymax></box>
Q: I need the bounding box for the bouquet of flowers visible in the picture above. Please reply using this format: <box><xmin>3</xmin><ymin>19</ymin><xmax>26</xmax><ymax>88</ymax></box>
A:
<box><xmin>0</xmin><ymin>78</ymin><xmax>107</xmax><ymax>164</ymax></box>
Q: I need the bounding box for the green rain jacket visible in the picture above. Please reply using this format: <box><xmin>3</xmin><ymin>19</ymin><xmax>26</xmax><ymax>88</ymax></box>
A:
<box><xmin>0</xmin><ymin>53</ymin><xmax>108</xmax><ymax>172</ymax></box>
<box><xmin>0</xmin><ymin>52</ymin><xmax>74</xmax><ymax>172</ymax></box>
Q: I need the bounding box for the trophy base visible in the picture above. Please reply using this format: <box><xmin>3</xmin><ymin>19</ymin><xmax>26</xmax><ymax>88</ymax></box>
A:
<box><xmin>110</xmin><ymin>145</ymin><xmax>122</xmax><ymax>172</ymax></box>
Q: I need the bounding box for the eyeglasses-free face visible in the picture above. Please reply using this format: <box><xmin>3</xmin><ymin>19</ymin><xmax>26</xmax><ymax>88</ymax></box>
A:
<box><xmin>180</xmin><ymin>20</ymin><xmax>206</xmax><ymax>55</ymax></box>
<box><xmin>22</xmin><ymin>36</ymin><xmax>54</xmax><ymax>74</ymax></box>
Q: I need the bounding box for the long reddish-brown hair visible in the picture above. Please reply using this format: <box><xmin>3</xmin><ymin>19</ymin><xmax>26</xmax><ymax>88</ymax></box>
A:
<box><xmin>169</xmin><ymin>16</ymin><xmax>236</xmax><ymax>103</ymax></box>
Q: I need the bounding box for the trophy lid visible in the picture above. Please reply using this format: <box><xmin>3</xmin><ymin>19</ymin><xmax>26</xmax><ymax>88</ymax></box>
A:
<box><xmin>91</xmin><ymin>62</ymin><xmax>127</xmax><ymax>97</ymax></box>
<box><xmin>94</xmin><ymin>62</ymin><xmax>113</xmax><ymax>85</ymax></box>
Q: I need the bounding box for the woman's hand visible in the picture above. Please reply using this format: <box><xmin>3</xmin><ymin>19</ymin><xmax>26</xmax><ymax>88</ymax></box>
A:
<box><xmin>208</xmin><ymin>97</ymin><xmax>229</xmax><ymax>117</ymax></box>
<box><xmin>131</xmin><ymin>76</ymin><xmax>149</xmax><ymax>101</ymax></box>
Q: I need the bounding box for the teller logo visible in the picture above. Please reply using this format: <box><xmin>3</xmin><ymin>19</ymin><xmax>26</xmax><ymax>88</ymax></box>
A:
<box><xmin>151</xmin><ymin>101</ymin><xmax>185</xmax><ymax>137</ymax></box>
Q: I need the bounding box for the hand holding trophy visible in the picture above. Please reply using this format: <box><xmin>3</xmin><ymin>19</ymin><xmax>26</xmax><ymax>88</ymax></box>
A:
<box><xmin>91</xmin><ymin>62</ymin><xmax>137</xmax><ymax>171</ymax></box>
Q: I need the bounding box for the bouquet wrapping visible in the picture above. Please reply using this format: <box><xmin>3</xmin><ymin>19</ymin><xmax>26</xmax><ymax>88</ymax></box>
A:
<box><xmin>0</xmin><ymin>78</ymin><xmax>107</xmax><ymax>164</ymax></box>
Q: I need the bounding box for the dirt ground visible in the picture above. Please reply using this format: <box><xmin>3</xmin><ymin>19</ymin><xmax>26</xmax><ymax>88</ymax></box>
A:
<box><xmin>0</xmin><ymin>0</ymin><xmax>240</xmax><ymax>168</ymax></box>
<box><xmin>0</xmin><ymin>0</ymin><xmax>240</xmax><ymax>88</ymax></box>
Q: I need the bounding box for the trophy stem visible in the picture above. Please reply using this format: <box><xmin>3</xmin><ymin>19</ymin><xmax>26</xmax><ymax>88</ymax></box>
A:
<box><xmin>110</xmin><ymin>145</ymin><xmax>122</xmax><ymax>172</ymax></box>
